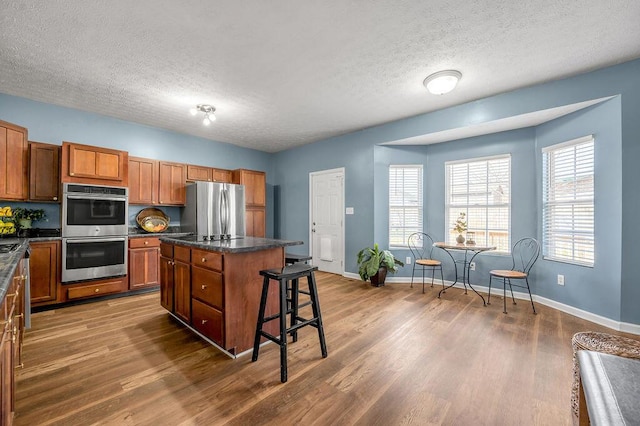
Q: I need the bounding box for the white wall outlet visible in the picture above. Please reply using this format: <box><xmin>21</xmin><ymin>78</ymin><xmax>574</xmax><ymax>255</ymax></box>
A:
<box><xmin>557</xmin><ymin>274</ymin><xmax>565</xmax><ymax>285</ymax></box>
<box><xmin>406</xmin><ymin>256</ymin><xmax>412</xmax><ymax>265</ymax></box>
<box><xmin>345</xmin><ymin>207</ymin><xmax>354</xmax><ymax>215</ymax></box>
<box><xmin>469</xmin><ymin>262</ymin><xmax>476</xmax><ymax>271</ymax></box>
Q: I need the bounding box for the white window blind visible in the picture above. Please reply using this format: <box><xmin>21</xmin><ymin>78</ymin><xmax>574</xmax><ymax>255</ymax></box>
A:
<box><xmin>445</xmin><ymin>155</ymin><xmax>511</xmax><ymax>252</ymax></box>
<box><xmin>389</xmin><ymin>165</ymin><xmax>423</xmax><ymax>247</ymax></box>
<box><xmin>542</xmin><ymin>136</ymin><xmax>594</xmax><ymax>266</ymax></box>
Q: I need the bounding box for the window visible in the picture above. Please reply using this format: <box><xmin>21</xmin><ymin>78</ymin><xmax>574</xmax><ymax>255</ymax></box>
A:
<box><xmin>542</xmin><ymin>136</ymin><xmax>594</xmax><ymax>266</ymax></box>
<box><xmin>446</xmin><ymin>155</ymin><xmax>511</xmax><ymax>252</ymax></box>
<box><xmin>389</xmin><ymin>165</ymin><xmax>423</xmax><ymax>247</ymax></box>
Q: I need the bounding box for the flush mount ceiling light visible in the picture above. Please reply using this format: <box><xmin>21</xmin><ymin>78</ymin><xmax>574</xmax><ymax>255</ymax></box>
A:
<box><xmin>423</xmin><ymin>70</ymin><xmax>462</xmax><ymax>95</ymax></box>
<box><xmin>190</xmin><ymin>104</ymin><xmax>217</xmax><ymax>125</ymax></box>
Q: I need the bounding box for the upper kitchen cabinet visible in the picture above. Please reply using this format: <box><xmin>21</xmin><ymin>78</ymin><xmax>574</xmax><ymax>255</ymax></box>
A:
<box><xmin>0</xmin><ymin>120</ymin><xmax>28</xmax><ymax>201</ymax></box>
<box><xmin>29</xmin><ymin>141</ymin><xmax>61</xmax><ymax>202</ymax></box>
<box><xmin>233</xmin><ymin>169</ymin><xmax>266</xmax><ymax>207</ymax></box>
<box><xmin>129</xmin><ymin>156</ymin><xmax>159</xmax><ymax>205</ymax></box>
<box><xmin>186</xmin><ymin>165</ymin><xmax>233</xmax><ymax>183</ymax></box>
<box><xmin>61</xmin><ymin>141</ymin><xmax>128</xmax><ymax>186</ymax></box>
<box><xmin>158</xmin><ymin>161</ymin><xmax>186</xmax><ymax>205</ymax></box>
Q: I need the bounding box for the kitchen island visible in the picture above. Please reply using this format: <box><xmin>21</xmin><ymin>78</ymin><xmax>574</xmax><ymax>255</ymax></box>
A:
<box><xmin>158</xmin><ymin>235</ymin><xmax>302</xmax><ymax>357</ymax></box>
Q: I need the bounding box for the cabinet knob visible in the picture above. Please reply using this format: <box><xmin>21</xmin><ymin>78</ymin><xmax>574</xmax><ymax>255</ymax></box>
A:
<box><xmin>201</xmin><ymin>284</ymin><xmax>207</xmax><ymax>290</ymax></box>
<box><xmin>202</xmin><ymin>319</ymin><xmax>208</xmax><ymax>325</ymax></box>
<box><xmin>94</xmin><ymin>288</ymin><xmax>100</xmax><ymax>293</ymax></box>
<box><xmin>144</xmin><ymin>241</ymin><xmax>149</xmax><ymax>245</ymax></box>
<box><xmin>201</xmin><ymin>257</ymin><xmax>206</xmax><ymax>263</ymax></box>
<box><xmin>53</xmin><ymin>197</ymin><xmax>58</xmax><ymax>201</ymax></box>
<box><xmin>70</xmin><ymin>172</ymin><xmax>75</xmax><ymax>176</ymax></box>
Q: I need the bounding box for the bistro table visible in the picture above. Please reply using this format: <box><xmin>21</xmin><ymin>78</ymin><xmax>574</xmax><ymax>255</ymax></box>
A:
<box><xmin>433</xmin><ymin>242</ymin><xmax>496</xmax><ymax>305</ymax></box>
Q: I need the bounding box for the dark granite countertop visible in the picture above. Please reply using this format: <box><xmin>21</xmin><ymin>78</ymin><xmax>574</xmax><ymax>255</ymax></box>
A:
<box><xmin>159</xmin><ymin>235</ymin><xmax>302</xmax><ymax>253</ymax></box>
<box><xmin>0</xmin><ymin>238</ymin><xmax>29</xmax><ymax>302</ymax></box>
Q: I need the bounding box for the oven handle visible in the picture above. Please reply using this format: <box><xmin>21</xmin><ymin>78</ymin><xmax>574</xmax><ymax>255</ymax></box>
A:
<box><xmin>64</xmin><ymin>237</ymin><xmax>127</xmax><ymax>244</ymax></box>
<box><xmin>65</xmin><ymin>194</ymin><xmax>127</xmax><ymax>202</ymax></box>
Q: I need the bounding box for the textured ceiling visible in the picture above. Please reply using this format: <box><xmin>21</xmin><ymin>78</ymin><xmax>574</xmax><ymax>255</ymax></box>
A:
<box><xmin>1</xmin><ymin>1</ymin><xmax>639</xmax><ymax>153</ymax></box>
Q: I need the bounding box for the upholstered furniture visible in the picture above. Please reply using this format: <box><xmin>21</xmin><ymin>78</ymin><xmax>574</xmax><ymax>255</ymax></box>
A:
<box><xmin>571</xmin><ymin>331</ymin><xmax>640</xmax><ymax>418</ymax></box>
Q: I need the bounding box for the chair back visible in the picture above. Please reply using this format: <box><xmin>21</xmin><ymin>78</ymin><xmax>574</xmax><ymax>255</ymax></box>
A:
<box><xmin>408</xmin><ymin>232</ymin><xmax>436</xmax><ymax>260</ymax></box>
<box><xmin>511</xmin><ymin>238</ymin><xmax>540</xmax><ymax>274</ymax></box>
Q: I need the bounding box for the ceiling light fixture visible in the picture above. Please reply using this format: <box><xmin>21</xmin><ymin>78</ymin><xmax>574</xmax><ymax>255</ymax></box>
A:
<box><xmin>190</xmin><ymin>104</ymin><xmax>217</xmax><ymax>125</ymax></box>
<box><xmin>423</xmin><ymin>70</ymin><xmax>462</xmax><ymax>95</ymax></box>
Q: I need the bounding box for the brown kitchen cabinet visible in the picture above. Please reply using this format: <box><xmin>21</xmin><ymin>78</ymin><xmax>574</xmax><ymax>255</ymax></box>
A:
<box><xmin>61</xmin><ymin>141</ymin><xmax>128</xmax><ymax>186</ymax></box>
<box><xmin>160</xmin><ymin>244</ymin><xmax>174</xmax><ymax>312</ymax></box>
<box><xmin>29</xmin><ymin>241</ymin><xmax>61</xmax><ymax>307</ymax></box>
<box><xmin>28</xmin><ymin>142</ymin><xmax>61</xmax><ymax>202</ymax></box>
<box><xmin>0</xmin><ymin>120</ymin><xmax>28</xmax><ymax>201</ymax></box>
<box><xmin>0</xmin><ymin>253</ymin><xmax>26</xmax><ymax>424</ymax></box>
<box><xmin>65</xmin><ymin>276</ymin><xmax>128</xmax><ymax>301</ymax></box>
<box><xmin>212</xmin><ymin>168</ymin><xmax>232</xmax><ymax>183</ymax></box>
<box><xmin>161</xmin><ymin>244</ymin><xmax>191</xmax><ymax>322</ymax></box>
<box><xmin>186</xmin><ymin>165</ymin><xmax>233</xmax><ymax>183</ymax></box>
<box><xmin>128</xmin><ymin>237</ymin><xmax>160</xmax><ymax>290</ymax></box>
<box><xmin>129</xmin><ymin>157</ymin><xmax>159</xmax><ymax>205</ymax></box>
<box><xmin>158</xmin><ymin>161</ymin><xmax>186</xmax><ymax>206</ymax></box>
<box><xmin>246</xmin><ymin>208</ymin><xmax>266</xmax><ymax>238</ymax></box>
<box><xmin>233</xmin><ymin>169</ymin><xmax>266</xmax><ymax>237</ymax></box>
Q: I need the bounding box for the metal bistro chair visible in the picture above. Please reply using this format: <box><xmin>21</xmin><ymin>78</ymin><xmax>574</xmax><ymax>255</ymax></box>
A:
<box><xmin>408</xmin><ymin>232</ymin><xmax>444</xmax><ymax>293</ymax></box>
<box><xmin>488</xmin><ymin>237</ymin><xmax>540</xmax><ymax>314</ymax></box>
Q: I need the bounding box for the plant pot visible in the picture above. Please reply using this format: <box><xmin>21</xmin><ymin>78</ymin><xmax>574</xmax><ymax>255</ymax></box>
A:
<box><xmin>370</xmin><ymin>267</ymin><xmax>388</xmax><ymax>287</ymax></box>
<box><xmin>18</xmin><ymin>218</ymin><xmax>32</xmax><ymax>229</ymax></box>
<box><xmin>456</xmin><ymin>234</ymin><xmax>465</xmax><ymax>244</ymax></box>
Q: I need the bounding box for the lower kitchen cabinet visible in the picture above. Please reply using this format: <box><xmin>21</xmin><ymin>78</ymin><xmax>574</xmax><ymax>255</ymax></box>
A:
<box><xmin>128</xmin><ymin>237</ymin><xmax>160</xmax><ymax>290</ymax></box>
<box><xmin>172</xmin><ymin>245</ymin><xmax>191</xmax><ymax>323</ymax></box>
<box><xmin>29</xmin><ymin>241</ymin><xmax>61</xmax><ymax>307</ymax></box>
<box><xmin>191</xmin><ymin>299</ymin><xmax>223</xmax><ymax>345</ymax></box>
<box><xmin>1</xmin><ymin>253</ymin><xmax>26</xmax><ymax>425</ymax></box>
<box><xmin>65</xmin><ymin>276</ymin><xmax>128</xmax><ymax>300</ymax></box>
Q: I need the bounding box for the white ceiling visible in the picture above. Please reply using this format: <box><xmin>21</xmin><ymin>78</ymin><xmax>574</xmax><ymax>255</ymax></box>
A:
<box><xmin>1</xmin><ymin>1</ymin><xmax>639</xmax><ymax>153</ymax></box>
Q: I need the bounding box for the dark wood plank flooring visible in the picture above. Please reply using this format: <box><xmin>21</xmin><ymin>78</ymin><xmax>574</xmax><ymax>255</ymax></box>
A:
<box><xmin>15</xmin><ymin>273</ymin><xmax>628</xmax><ymax>425</ymax></box>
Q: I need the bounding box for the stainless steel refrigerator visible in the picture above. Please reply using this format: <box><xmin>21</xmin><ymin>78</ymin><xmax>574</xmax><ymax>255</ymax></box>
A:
<box><xmin>182</xmin><ymin>181</ymin><xmax>246</xmax><ymax>240</ymax></box>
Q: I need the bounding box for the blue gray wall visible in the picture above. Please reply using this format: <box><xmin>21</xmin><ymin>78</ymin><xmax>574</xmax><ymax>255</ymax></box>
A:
<box><xmin>273</xmin><ymin>59</ymin><xmax>640</xmax><ymax>326</ymax></box>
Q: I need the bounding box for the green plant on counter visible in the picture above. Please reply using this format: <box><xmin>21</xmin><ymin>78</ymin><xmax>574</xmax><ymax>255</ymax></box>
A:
<box><xmin>11</xmin><ymin>207</ymin><xmax>46</xmax><ymax>221</ymax></box>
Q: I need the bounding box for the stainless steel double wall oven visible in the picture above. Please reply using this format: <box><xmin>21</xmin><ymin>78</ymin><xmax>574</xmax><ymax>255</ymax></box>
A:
<box><xmin>61</xmin><ymin>183</ymin><xmax>128</xmax><ymax>282</ymax></box>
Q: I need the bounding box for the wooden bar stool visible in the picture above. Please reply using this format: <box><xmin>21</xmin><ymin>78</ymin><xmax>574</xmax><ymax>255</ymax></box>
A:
<box><xmin>252</xmin><ymin>263</ymin><xmax>327</xmax><ymax>383</ymax></box>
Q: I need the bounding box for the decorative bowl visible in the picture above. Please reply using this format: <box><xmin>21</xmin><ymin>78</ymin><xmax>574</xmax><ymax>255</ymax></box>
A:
<box><xmin>136</xmin><ymin>208</ymin><xmax>169</xmax><ymax>233</ymax></box>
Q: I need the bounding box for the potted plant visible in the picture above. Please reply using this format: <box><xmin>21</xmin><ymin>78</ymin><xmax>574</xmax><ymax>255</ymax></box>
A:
<box><xmin>356</xmin><ymin>243</ymin><xmax>404</xmax><ymax>287</ymax></box>
<box><xmin>11</xmin><ymin>207</ymin><xmax>46</xmax><ymax>229</ymax></box>
<box><xmin>453</xmin><ymin>212</ymin><xmax>467</xmax><ymax>244</ymax></box>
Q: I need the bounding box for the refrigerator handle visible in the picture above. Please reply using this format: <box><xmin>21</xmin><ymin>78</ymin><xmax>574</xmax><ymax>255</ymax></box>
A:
<box><xmin>221</xmin><ymin>188</ymin><xmax>229</xmax><ymax>235</ymax></box>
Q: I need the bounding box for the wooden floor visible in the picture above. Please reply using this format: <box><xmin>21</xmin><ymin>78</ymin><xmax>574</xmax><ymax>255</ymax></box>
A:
<box><xmin>15</xmin><ymin>273</ymin><xmax>629</xmax><ymax>425</ymax></box>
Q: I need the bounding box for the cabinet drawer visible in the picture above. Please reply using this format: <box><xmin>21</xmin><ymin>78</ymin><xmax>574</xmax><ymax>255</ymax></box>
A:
<box><xmin>192</xmin><ymin>298</ymin><xmax>223</xmax><ymax>346</ymax></box>
<box><xmin>192</xmin><ymin>249</ymin><xmax>222</xmax><ymax>271</ymax></box>
<box><xmin>191</xmin><ymin>266</ymin><xmax>223</xmax><ymax>309</ymax></box>
<box><xmin>174</xmin><ymin>245</ymin><xmax>191</xmax><ymax>263</ymax></box>
<box><xmin>67</xmin><ymin>278</ymin><xmax>127</xmax><ymax>300</ymax></box>
<box><xmin>129</xmin><ymin>237</ymin><xmax>160</xmax><ymax>249</ymax></box>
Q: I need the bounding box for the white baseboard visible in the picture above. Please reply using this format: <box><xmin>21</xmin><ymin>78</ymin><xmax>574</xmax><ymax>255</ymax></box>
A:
<box><xmin>342</xmin><ymin>273</ymin><xmax>640</xmax><ymax>335</ymax></box>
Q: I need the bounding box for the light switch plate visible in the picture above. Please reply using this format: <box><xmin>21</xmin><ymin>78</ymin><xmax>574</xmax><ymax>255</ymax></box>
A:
<box><xmin>345</xmin><ymin>207</ymin><xmax>354</xmax><ymax>215</ymax></box>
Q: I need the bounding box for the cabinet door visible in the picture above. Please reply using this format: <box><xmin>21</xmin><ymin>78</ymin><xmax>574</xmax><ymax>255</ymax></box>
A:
<box><xmin>246</xmin><ymin>208</ymin><xmax>266</xmax><ymax>237</ymax></box>
<box><xmin>186</xmin><ymin>165</ymin><xmax>212</xmax><ymax>182</ymax></box>
<box><xmin>129</xmin><ymin>157</ymin><xmax>159</xmax><ymax>204</ymax></box>
<box><xmin>0</xmin><ymin>121</ymin><xmax>28</xmax><ymax>201</ymax></box>
<box><xmin>160</xmin><ymin>255</ymin><xmax>174</xmax><ymax>312</ymax></box>
<box><xmin>158</xmin><ymin>161</ymin><xmax>186</xmax><ymax>205</ymax></box>
<box><xmin>129</xmin><ymin>247</ymin><xmax>160</xmax><ymax>289</ymax></box>
<box><xmin>191</xmin><ymin>299</ymin><xmax>224</xmax><ymax>346</ymax></box>
<box><xmin>65</xmin><ymin>142</ymin><xmax>126</xmax><ymax>183</ymax></box>
<box><xmin>29</xmin><ymin>142</ymin><xmax>60</xmax><ymax>202</ymax></box>
<box><xmin>212</xmin><ymin>168</ymin><xmax>232</xmax><ymax>183</ymax></box>
<box><xmin>173</xmin><ymin>260</ymin><xmax>191</xmax><ymax>322</ymax></box>
<box><xmin>233</xmin><ymin>169</ymin><xmax>265</xmax><ymax>207</ymax></box>
<box><xmin>29</xmin><ymin>241</ymin><xmax>60</xmax><ymax>306</ymax></box>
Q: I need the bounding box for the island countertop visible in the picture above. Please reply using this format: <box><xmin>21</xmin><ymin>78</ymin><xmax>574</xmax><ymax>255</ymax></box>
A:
<box><xmin>0</xmin><ymin>238</ymin><xmax>29</xmax><ymax>301</ymax></box>
<box><xmin>158</xmin><ymin>235</ymin><xmax>302</xmax><ymax>253</ymax></box>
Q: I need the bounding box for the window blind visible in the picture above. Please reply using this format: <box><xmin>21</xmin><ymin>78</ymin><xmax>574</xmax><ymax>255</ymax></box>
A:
<box><xmin>445</xmin><ymin>155</ymin><xmax>511</xmax><ymax>252</ymax></box>
<box><xmin>389</xmin><ymin>165</ymin><xmax>423</xmax><ymax>247</ymax></box>
<box><xmin>542</xmin><ymin>136</ymin><xmax>594</xmax><ymax>266</ymax></box>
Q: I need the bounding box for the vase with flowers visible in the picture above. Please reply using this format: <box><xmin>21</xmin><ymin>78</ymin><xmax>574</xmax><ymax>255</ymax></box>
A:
<box><xmin>453</xmin><ymin>212</ymin><xmax>467</xmax><ymax>244</ymax></box>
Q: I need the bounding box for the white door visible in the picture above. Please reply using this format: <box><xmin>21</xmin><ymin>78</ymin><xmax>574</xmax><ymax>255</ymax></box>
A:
<box><xmin>310</xmin><ymin>168</ymin><xmax>344</xmax><ymax>274</ymax></box>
